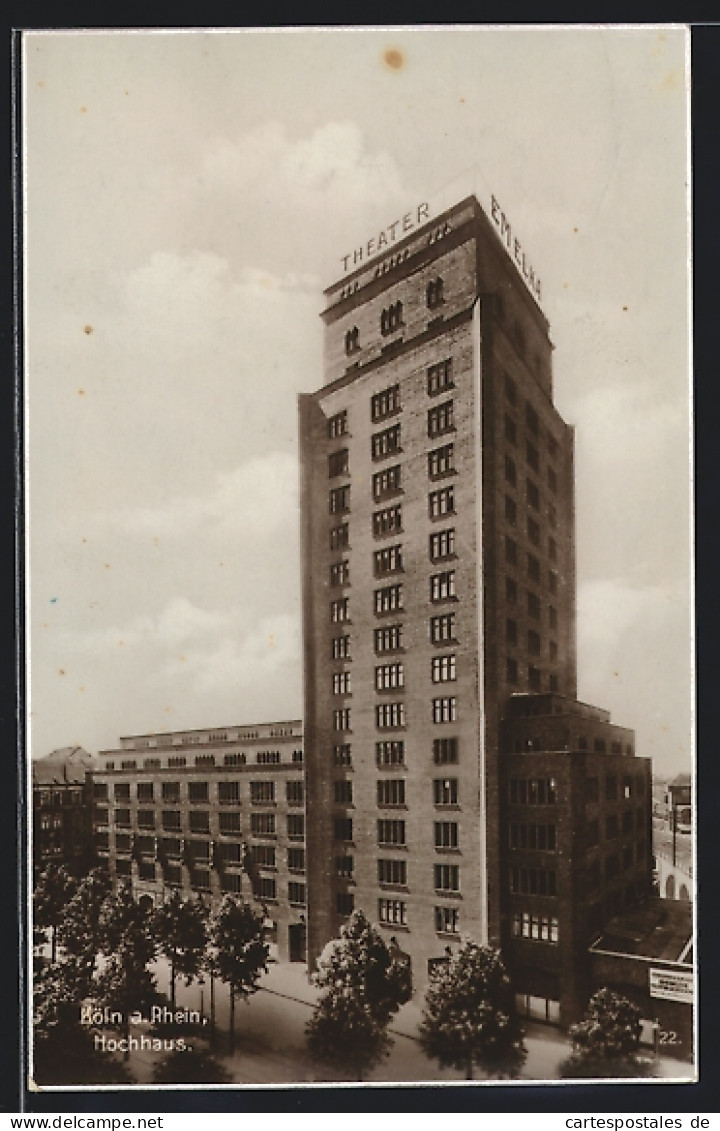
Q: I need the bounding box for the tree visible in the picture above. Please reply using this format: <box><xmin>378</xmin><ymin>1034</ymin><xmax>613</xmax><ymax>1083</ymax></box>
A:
<box><xmin>152</xmin><ymin>1044</ymin><xmax>232</xmax><ymax>1084</ymax></box>
<box><xmin>559</xmin><ymin>988</ymin><xmax>652</xmax><ymax>1078</ymax></box>
<box><xmin>211</xmin><ymin>896</ymin><xmax>268</xmax><ymax>1054</ymax></box>
<box><xmin>305</xmin><ymin>909</ymin><xmax>411</xmax><ymax>1081</ymax></box>
<box><xmin>55</xmin><ymin>868</ymin><xmax>113</xmax><ymax>997</ymax></box>
<box><xmin>33</xmin><ymin>864</ymin><xmax>78</xmax><ymax>964</ymax></box>
<box><xmin>32</xmin><ymin>962</ymin><xmax>131</xmax><ymax>1086</ymax></box>
<box><xmin>94</xmin><ymin>882</ymin><xmax>158</xmax><ymax>1059</ymax></box>
<box><xmin>418</xmin><ymin>939</ymin><xmax>527</xmax><ymax>1080</ymax></box>
<box><xmin>152</xmin><ymin>891</ymin><xmax>208</xmax><ymax>1009</ymax></box>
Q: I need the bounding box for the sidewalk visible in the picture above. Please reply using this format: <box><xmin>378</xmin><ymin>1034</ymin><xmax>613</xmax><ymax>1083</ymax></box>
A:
<box><xmin>137</xmin><ymin>958</ymin><xmax>694</xmax><ymax>1086</ymax></box>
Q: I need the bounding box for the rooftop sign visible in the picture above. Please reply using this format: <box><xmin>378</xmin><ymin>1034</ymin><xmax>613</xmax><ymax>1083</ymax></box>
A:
<box><xmin>490</xmin><ymin>194</ymin><xmax>542</xmax><ymax>305</ymax></box>
<box><xmin>341</xmin><ymin>203</ymin><xmax>430</xmax><ymax>273</ymax></box>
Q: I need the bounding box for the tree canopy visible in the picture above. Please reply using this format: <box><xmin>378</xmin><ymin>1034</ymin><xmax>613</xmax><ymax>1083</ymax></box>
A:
<box><xmin>560</xmin><ymin>988</ymin><xmax>652</xmax><ymax>1078</ymax></box>
<box><xmin>418</xmin><ymin>939</ymin><xmax>527</xmax><ymax>1079</ymax></box>
<box><xmin>305</xmin><ymin>909</ymin><xmax>411</xmax><ymax>1080</ymax></box>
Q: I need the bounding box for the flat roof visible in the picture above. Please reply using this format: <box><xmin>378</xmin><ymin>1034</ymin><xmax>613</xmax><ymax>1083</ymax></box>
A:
<box><xmin>590</xmin><ymin>898</ymin><xmax>692</xmax><ymax>963</ymax></box>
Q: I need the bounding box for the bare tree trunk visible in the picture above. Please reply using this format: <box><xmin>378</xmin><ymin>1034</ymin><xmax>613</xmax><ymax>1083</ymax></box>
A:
<box><xmin>229</xmin><ymin>987</ymin><xmax>235</xmax><ymax>1056</ymax></box>
<box><xmin>210</xmin><ymin>973</ymin><xmax>215</xmax><ymax>1050</ymax></box>
<box><xmin>170</xmin><ymin>957</ymin><xmax>176</xmax><ymax>1010</ymax></box>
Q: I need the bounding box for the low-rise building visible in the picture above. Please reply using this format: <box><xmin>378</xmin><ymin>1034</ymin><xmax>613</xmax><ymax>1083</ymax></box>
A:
<box><xmin>32</xmin><ymin>746</ymin><xmax>96</xmax><ymax>878</ymax></box>
<box><xmin>93</xmin><ymin>720</ymin><xmax>307</xmax><ymax>962</ymax></box>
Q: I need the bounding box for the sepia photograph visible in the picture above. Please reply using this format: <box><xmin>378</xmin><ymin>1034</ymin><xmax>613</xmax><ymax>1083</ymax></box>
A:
<box><xmin>23</xmin><ymin>24</ymin><xmax>693</xmax><ymax>1091</ymax></box>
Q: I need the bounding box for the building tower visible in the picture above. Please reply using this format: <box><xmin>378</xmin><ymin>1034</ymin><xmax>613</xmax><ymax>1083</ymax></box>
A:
<box><xmin>299</xmin><ymin>196</ymin><xmax>651</xmax><ymax>1025</ymax></box>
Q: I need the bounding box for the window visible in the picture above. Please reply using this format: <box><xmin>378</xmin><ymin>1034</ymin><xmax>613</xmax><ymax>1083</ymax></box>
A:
<box><xmin>430</xmin><ymin>571</ymin><xmax>456</xmax><ymax>601</ymax></box>
<box><xmin>328</xmin><ymin>410</ymin><xmax>348</xmax><ymax>439</ymax></box>
<box><xmin>430</xmin><ymin>528</ymin><xmax>455</xmax><ymax>561</ymax></box>
<box><xmin>435</xmin><ymin>906</ymin><xmax>460</xmax><ymax>934</ymax></box>
<box><xmin>334</xmin><ymin>854</ymin><xmax>354</xmax><ymax>878</ymax></box>
<box><xmin>431</xmin><ymin>654</ymin><xmax>456</xmax><ymax>683</ymax></box>
<box><xmin>512</xmin><ymin>912</ymin><xmax>558</xmax><ymax>944</ymax></box>
<box><xmin>251</xmin><ymin>812</ymin><xmax>276</xmax><ymax>837</ymax></box>
<box><xmin>548</xmin><ymin>536</ymin><xmax>558</xmax><ymax>562</ymax></box>
<box><xmin>509</xmin><ymin>867</ymin><xmax>557</xmax><ymax>896</ymax></box>
<box><xmin>329</xmin><ymin>486</ymin><xmax>350</xmax><ymax>514</ymax></box>
<box><xmin>330</xmin><ymin>522</ymin><xmax>350</xmax><ymax>552</ymax></box>
<box><xmin>374</xmin><ymin>624</ymin><xmax>403</xmax><ymax>653</ymax></box>
<box><xmin>549</xmin><ymin>640</ymin><xmax>558</xmax><ymax>661</ymax></box>
<box><xmin>432</xmin><ymin>697</ymin><xmax>457</xmax><ymax>723</ymax></box>
<box><xmin>426</xmin><ymin>278</ymin><xmax>445</xmax><ymax>309</ymax></box>
<box><xmin>372</xmin><ymin>464</ymin><xmax>402</xmax><ymax>501</ymax></box>
<box><xmin>219</xmin><ymin>811</ymin><xmax>241</xmax><ymax>835</ymax></box>
<box><xmin>373</xmin><ymin>504</ymin><xmax>403</xmax><ymax>538</ymax></box>
<box><xmin>336</xmin><ymin>892</ymin><xmax>355</xmax><ymax>916</ymax></box>
<box><xmin>506</xmin><ymin>576</ymin><xmax>518</xmax><ymax>603</ymax></box>
<box><xmin>161</xmin><ymin>810</ymin><xmax>181</xmax><ymax>830</ymax></box>
<box><xmin>115</xmin><ymin>832</ymin><xmax>132</xmax><ymax>853</ymax></box>
<box><xmin>377</xmin><ymin>779</ymin><xmax>405</xmax><ymax>807</ymax></box>
<box><xmin>380</xmin><ymin>302</ymin><xmax>404</xmax><ymax>336</ymax></box>
<box><xmin>137</xmin><ymin>809</ymin><xmax>155</xmax><ymax>829</ymax></box>
<box><xmin>549</xmin><ymin>606</ymin><xmax>558</xmax><ymax>630</ymax></box>
<box><xmin>376</xmin><ymin>740</ymin><xmax>405</xmax><ymax>767</ymax></box>
<box><xmin>506</xmin><ymin>618</ymin><xmax>518</xmax><ymax>646</ymax></box>
<box><xmin>605</xmin><ymin>775</ymin><xmax>618</xmax><ymax>801</ymax></box>
<box><xmin>434</xmin><ymin>821</ymin><xmax>459</xmax><ymax>849</ymax></box>
<box><xmin>330</xmin><ymin>598</ymin><xmax>350</xmax><ymax>624</ymax></box>
<box><xmin>258</xmin><ymin>877</ymin><xmax>277</xmax><ymax>901</ymax></box>
<box><xmin>372</xmin><ymin>423</ymin><xmax>401</xmax><ymax>461</ymax></box>
<box><xmin>509</xmin><ymin>823</ymin><xmax>557</xmax><ymax>851</ymax></box>
<box><xmin>378</xmin><ymin>858</ymin><xmax>407</xmax><ymax>886</ymax></box>
<box><xmin>377</xmin><ymin>819</ymin><xmax>406</xmax><ymax>846</ymax></box>
<box><xmin>376</xmin><ymin>702</ymin><xmax>405</xmax><ymax>729</ymax></box>
<box><xmin>333</xmin><ymin>744</ymin><xmax>352</xmax><ymax>767</ymax></box>
<box><xmin>189</xmin><ymin>810</ymin><xmax>210</xmax><ymax>834</ymax></box>
<box><xmin>428</xmin><ymin>444</ymin><xmax>455</xmax><ymax>479</ymax></box>
<box><xmin>378</xmin><ymin>898</ymin><xmax>406</xmax><ymax>926</ymax></box>
<box><xmin>505</xmin><ymin>414</ymin><xmax>517</xmax><ymax>445</ymax></box>
<box><xmin>188</xmin><ymin>781</ymin><xmax>209</xmax><ymax>803</ymax></box>
<box><xmin>256</xmin><ymin>750</ymin><xmax>280</xmax><ymax>765</ymax></box>
<box><xmin>428</xmin><ymin>400</ymin><xmax>454</xmax><ymax>437</ymax></box>
<box><xmin>344</xmin><ymin>327</ymin><xmax>359</xmax><ymax>355</ymax></box>
<box><xmin>605</xmin><ymin>813</ymin><xmax>619</xmax><ymax>840</ymax></box>
<box><xmin>526</xmin><ymin>403</ymin><xmax>539</xmax><ymax>435</ymax></box>
<box><xmin>434</xmin><ymin>863</ymin><xmax>460</xmax><ymax>892</ymax></box>
<box><xmin>433</xmin><ymin>778</ymin><xmax>458</xmax><ymax>806</ymax></box>
<box><xmin>547</xmin><ymin>434</ymin><xmax>559</xmax><ymax>460</ymax></box>
<box><xmin>371</xmin><ymin>384</ymin><xmax>400</xmax><ymax>421</ymax></box>
<box><xmin>528</xmin><ymin>665</ymin><xmax>542</xmax><ymax>691</ymax></box>
<box><xmin>288</xmin><ymin>814</ymin><xmax>304</xmax><ymax>840</ymax></box>
<box><xmin>137</xmin><ymin>782</ymin><xmax>154</xmax><ymax>801</ymax></box>
<box><xmin>250</xmin><ymin>781</ymin><xmax>275</xmax><ymax>805</ymax></box>
<box><xmin>328</xmin><ymin>449</ymin><xmax>349</xmax><ymax>478</ymax></box>
<box><xmin>332</xmin><ymin>635</ymin><xmax>351</xmax><ymax>661</ymax></box>
<box><xmin>527</xmin><ymin>517</ymin><xmax>540</xmax><ymax>546</ymax></box>
<box><xmin>527</xmin><ymin>591</ymin><xmax>541</xmax><ymax>619</ymax></box>
<box><xmin>430</xmin><ymin>613</ymin><xmax>456</xmax><ymax>644</ymax></box>
<box><xmin>114</xmin><ymin>783</ymin><xmax>131</xmax><ymax>800</ymax></box>
<box><xmin>548</xmin><ymin>570</ymin><xmax>558</xmax><ymax>595</ymax></box>
<box><xmin>528</xmin><ymin>630</ymin><xmax>541</xmax><ymax>655</ymax></box>
<box><xmin>375</xmin><ymin>662</ymin><xmax>404</xmax><ymax>691</ymax></box>
<box><xmin>526</xmin><ymin>441</ymin><xmax>539</xmax><ymax>472</ymax></box>
<box><xmin>433</xmin><ymin>737</ymin><xmax>458</xmax><ymax>765</ymax></box>
<box><xmin>427</xmin><ymin>358</ymin><xmax>453</xmax><ymax>395</ymax></box>
<box><xmin>168</xmin><ymin>756</ymin><xmax>186</xmax><ymax>768</ymax></box>
<box><xmin>585</xmin><ymin>777</ymin><xmax>599</xmax><ymax>804</ymax></box>
<box><xmin>548</xmin><ymin>503</ymin><xmax>558</xmax><ymax>529</ymax></box>
<box><xmin>547</xmin><ymin>465</ymin><xmax>558</xmax><ymax>494</ymax></box>
<box><xmin>429</xmin><ymin>487</ymin><xmax>455</xmax><ymax>518</ymax></box>
<box><xmin>332</xmin><ymin>671</ymin><xmax>352</xmax><ymax>695</ymax></box>
<box><xmin>220</xmin><ymin>872</ymin><xmax>241</xmax><ymax>894</ymax></box>
<box><xmin>289</xmin><ymin>847</ymin><xmax>306</xmax><ymax>872</ymax></box>
<box><xmin>93</xmin><ymin>783</ymin><xmax>109</xmax><ymax>800</ymax></box>
<box><xmin>507</xmin><ymin>657</ymin><xmax>519</xmax><ymax>684</ymax></box>
<box><xmin>334</xmin><ymin>780</ymin><xmax>353</xmax><ymax>805</ymax></box>
<box><xmin>329</xmin><ymin>560</ymin><xmax>350</xmax><ymax>587</ymax></box>
<box><xmin>374</xmin><ymin>544</ymin><xmax>403</xmax><ymax>575</ymax></box>
<box><xmin>286</xmin><ymin>780</ymin><xmax>304</xmax><ymax>806</ymax></box>
<box><xmin>334</xmin><ymin>817</ymin><xmax>353</xmax><ymax>841</ymax></box>
<box><xmin>526</xmin><ymin>552</ymin><xmax>540</xmax><ymax>582</ymax></box>
<box><xmin>509</xmin><ymin>778</ymin><xmax>558</xmax><ymax>805</ymax></box>
<box><xmin>95</xmin><ymin>807</ymin><xmax>109</xmax><ymax>825</ymax></box>
<box><xmin>288</xmin><ymin>882</ymin><xmax>306</xmax><ymax>905</ymax></box>
<box><xmin>121</xmin><ymin>760</ymin><xmax>136</xmax><ymax>770</ymax></box>
<box><xmin>333</xmin><ymin>708</ymin><xmax>351</xmax><ymax>731</ymax></box>
<box><xmin>375</xmin><ymin>584</ymin><xmax>403</xmax><ymax>614</ymax></box>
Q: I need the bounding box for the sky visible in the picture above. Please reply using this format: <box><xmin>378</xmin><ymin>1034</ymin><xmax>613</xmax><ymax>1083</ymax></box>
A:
<box><xmin>23</xmin><ymin>26</ymin><xmax>691</xmax><ymax>777</ymax></box>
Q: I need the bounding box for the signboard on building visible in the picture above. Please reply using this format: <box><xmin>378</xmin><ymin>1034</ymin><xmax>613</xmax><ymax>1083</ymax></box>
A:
<box><xmin>649</xmin><ymin>967</ymin><xmax>693</xmax><ymax>1003</ymax></box>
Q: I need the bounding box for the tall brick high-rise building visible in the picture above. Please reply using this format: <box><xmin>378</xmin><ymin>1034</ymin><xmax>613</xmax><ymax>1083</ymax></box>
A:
<box><xmin>299</xmin><ymin>195</ymin><xmax>652</xmax><ymax>1026</ymax></box>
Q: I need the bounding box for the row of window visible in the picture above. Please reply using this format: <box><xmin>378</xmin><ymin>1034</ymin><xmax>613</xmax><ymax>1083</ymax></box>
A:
<box><xmin>332</xmin><ymin>698</ymin><xmax>458</xmax><ymax>732</ymax></box>
<box><xmin>100</xmin><ymin>810</ymin><xmax>306</xmax><ymax>839</ymax></box>
<box><xmin>332</xmin><ymin>654</ymin><xmax>458</xmax><ymax>697</ymax></box>
<box><xmin>98</xmin><ymin>749</ymin><xmax>303</xmax><ymax>772</ymax></box>
<box><xmin>331</xmin><ymin>778</ymin><xmax>459</xmax><ymax>809</ymax></box>
<box><xmin>333</xmin><ymin>736</ymin><xmax>458</xmax><ymax>769</ymax></box>
<box><xmin>504</xmin><ymin>448</ymin><xmax>558</xmax><ymax>496</ymax></box>
<box><xmin>333</xmin><ymin>817</ymin><xmax>460</xmax><ymax>849</ymax></box>
<box><xmin>96</xmin><ymin>780</ymin><xmax>304</xmax><ymax>805</ymax></box>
